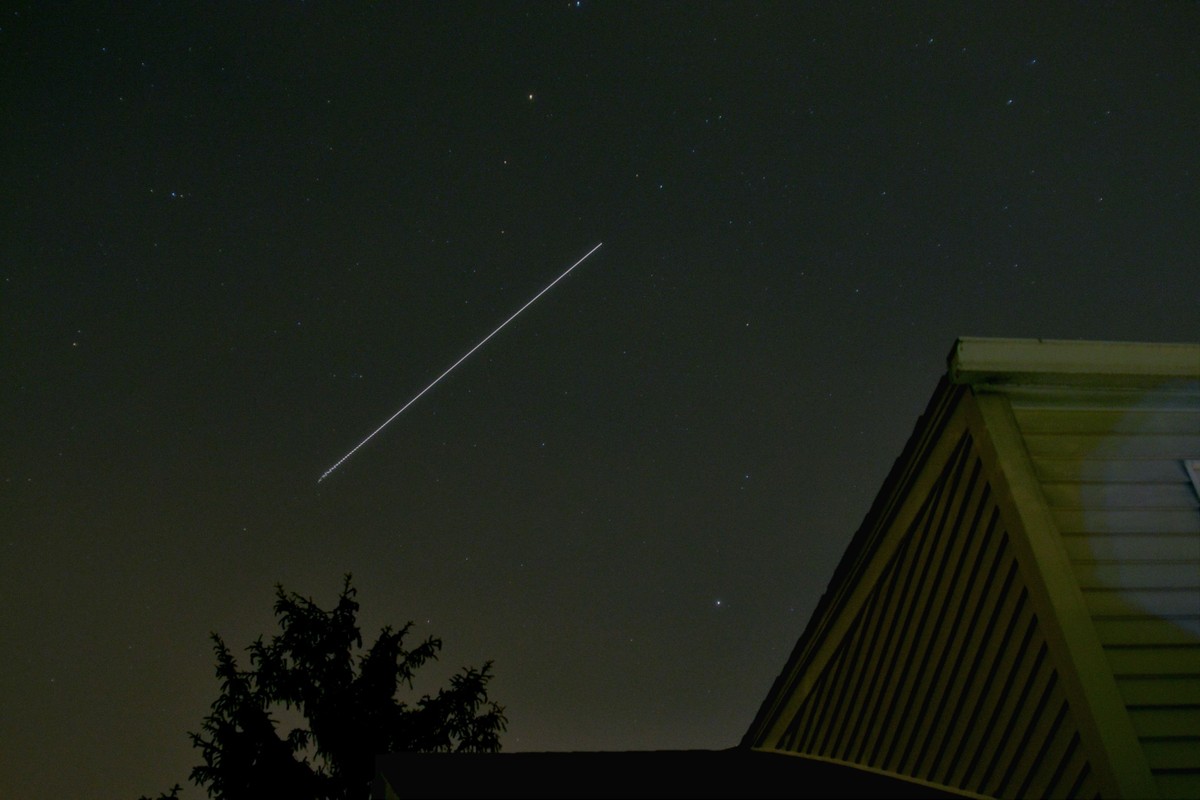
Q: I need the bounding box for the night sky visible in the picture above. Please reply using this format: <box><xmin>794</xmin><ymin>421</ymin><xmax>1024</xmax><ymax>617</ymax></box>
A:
<box><xmin>3</xmin><ymin>3</ymin><xmax>1198</xmax><ymax>798</ymax></box>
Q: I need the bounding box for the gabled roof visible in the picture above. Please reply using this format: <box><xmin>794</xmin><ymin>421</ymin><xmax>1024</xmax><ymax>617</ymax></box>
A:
<box><xmin>744</xmin><ymin>338</ymin><xmax>1200</xmax><ymax>800</ymax></box>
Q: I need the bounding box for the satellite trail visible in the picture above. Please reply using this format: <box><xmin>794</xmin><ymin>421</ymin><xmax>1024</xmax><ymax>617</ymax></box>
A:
<box><xmin>318</xmin><ymin>242</ymin><xmax>604</xmax><ymax>483</ymax></box>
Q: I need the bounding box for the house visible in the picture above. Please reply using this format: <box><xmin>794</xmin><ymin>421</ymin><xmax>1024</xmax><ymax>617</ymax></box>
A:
<box><xmin>744</xmin><ymin>337</ymin><xmax>1200</xmax><ymax>799</ymax></box>
<box><xmin>376</xmin><ymin>337</ymin><xmax>1199</xmax><ymax>799</ymax></box>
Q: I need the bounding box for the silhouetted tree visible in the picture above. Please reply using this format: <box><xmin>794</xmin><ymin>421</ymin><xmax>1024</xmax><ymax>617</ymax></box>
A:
<box><xmin>144</xmin><ymin>575</ymin><xmax>505</xmax><ymax>800</ymax></box>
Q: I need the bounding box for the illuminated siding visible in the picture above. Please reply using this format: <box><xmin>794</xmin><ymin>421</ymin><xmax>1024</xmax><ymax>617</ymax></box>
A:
<box><xmin>1011</xmin><ymin>387</ymin><xmax>1200</xmax><ymax>800</ymax></box>
<box><xmin>745</xmin><ymin>338</ymin><xmax>1199</xmax><ymax>800</ymax></box>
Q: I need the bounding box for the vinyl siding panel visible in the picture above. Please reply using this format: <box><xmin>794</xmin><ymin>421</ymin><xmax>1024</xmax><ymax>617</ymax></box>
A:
<box><xmin>1022</xmin><ymin>434</ymin><xmax>1200</xmax><ymax>459</ymax></box>
<box><xmin>1084</xmin><ymin>588</ymin><xmax>1198</xmax><ymax>629</ymax></box>
<box><xmin>1033</xmin><ymin>458</ymin><xmax>1192</xmax><ymax>484</ymax></box>
<box><xmin>1040</xmin><ymin>482</ymin><xmax>1197</xmax><ymax>508</ymax></box>
<box><xmin>1093</xmin><ymin>619</ymin><xmax>1197</xmax><ymax>647</ymax></box>
<box><xmin>1050</xmin><ymin>508</ymin><xmax>1198</xmax><ymax>535</ymax></box>
<box><xmin>1067</xmin><ymin>538</ymin><xmax>1198</xmax><ymax>563</ymax></box>
<box><xmin>1104</xmin><ymin>646</ymin><xmax>1200</xmax><ymax>675</ymax></box>
<box><xmin>1129</xmin><ymin>707</ymin><xmax>1200</xmax><ymax>738</ymax></box>
<box><xmin>1156</xmin><ymin>774</ymin><xmax>1200</xmax><ymax>799</ymax></box>
<box><xmin>1073</xmin><ymin>562</ymin><xmax>1198</xmax><ymax>590</ymax></box>
<box><xmin>1015</xmin><ymin>409</ymin><xmax>1200</xmax><ymax>435</ymax></box>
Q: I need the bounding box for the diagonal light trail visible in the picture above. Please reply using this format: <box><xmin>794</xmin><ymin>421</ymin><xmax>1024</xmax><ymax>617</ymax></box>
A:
<box><xmin>318</xmin><ymin>242</ymin><xmax>603</xmax><ymax>483</ymax></box>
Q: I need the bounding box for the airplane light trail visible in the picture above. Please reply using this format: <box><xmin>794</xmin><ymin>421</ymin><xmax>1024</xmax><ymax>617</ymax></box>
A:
<box><xmin>318</xmin><ymin>242</ymin><xmax>603</xmax><ymax>483</ymax></box>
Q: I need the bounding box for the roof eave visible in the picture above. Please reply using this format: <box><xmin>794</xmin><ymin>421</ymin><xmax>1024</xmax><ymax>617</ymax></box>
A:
<box><xmin>948</xmin><ymin>337</ymin><xmax>1200</xmax><ymax>389</ymax></box>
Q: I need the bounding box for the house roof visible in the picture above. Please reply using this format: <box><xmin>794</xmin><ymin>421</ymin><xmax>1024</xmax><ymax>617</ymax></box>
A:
<box><xmin>372</xmin><ymin>749</ymin><xmax>967</xmax><ymax>799</ymax></box>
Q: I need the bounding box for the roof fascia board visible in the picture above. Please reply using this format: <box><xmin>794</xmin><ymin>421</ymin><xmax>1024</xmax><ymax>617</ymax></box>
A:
<box><xmin>965</xmin><ymin>389</ymin><xmax>1158</xmax><ymax>799</ymax></box>
<box><xmin>949</xmin><ymin>338</ymin><xmax>1200</xmax><ymax>389</ymax></box>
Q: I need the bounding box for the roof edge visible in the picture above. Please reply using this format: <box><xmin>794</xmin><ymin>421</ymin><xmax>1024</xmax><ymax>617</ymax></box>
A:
<box><xmin>948</xmin><ymin>337</ymin><xmax>1200</xmax><ymax>388</ymax></box>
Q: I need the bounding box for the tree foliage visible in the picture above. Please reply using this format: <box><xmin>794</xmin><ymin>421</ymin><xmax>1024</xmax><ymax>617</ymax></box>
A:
<box><xmin>148</xmin><ymin>575</ymin><xmax>505</xmax><ymax>800</ymax></box>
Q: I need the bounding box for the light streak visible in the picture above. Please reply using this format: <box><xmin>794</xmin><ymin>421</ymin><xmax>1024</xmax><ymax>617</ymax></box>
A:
<box><xmin>318</xmin><ymin>242</ymin><xmax>603</xmax><ymax>483</ymax></box>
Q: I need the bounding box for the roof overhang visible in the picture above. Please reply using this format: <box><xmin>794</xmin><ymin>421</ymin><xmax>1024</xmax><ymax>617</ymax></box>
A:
<box><xmin>948</xmin><ymin>338</ymin><xmax>1200</xmax><ymax>389</ymax></box>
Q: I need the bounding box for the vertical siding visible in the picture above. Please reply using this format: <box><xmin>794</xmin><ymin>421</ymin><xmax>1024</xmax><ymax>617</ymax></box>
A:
<box><xmin>1012</xmin><ymin>392</ymin><xmax>1200</xmax><ymax>800</ymax></box>
<box><xmin>774</xmin><ymin>431</ymin><xmax>1099</xmax><ymax>798</ymax></box>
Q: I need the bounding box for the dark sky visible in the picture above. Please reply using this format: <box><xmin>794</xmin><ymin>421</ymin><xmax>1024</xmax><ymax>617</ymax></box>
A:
<box><xmin>3</xmin><ymin>3</ymin><xmax>1198</xmax><ymax>797</ymax></box>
